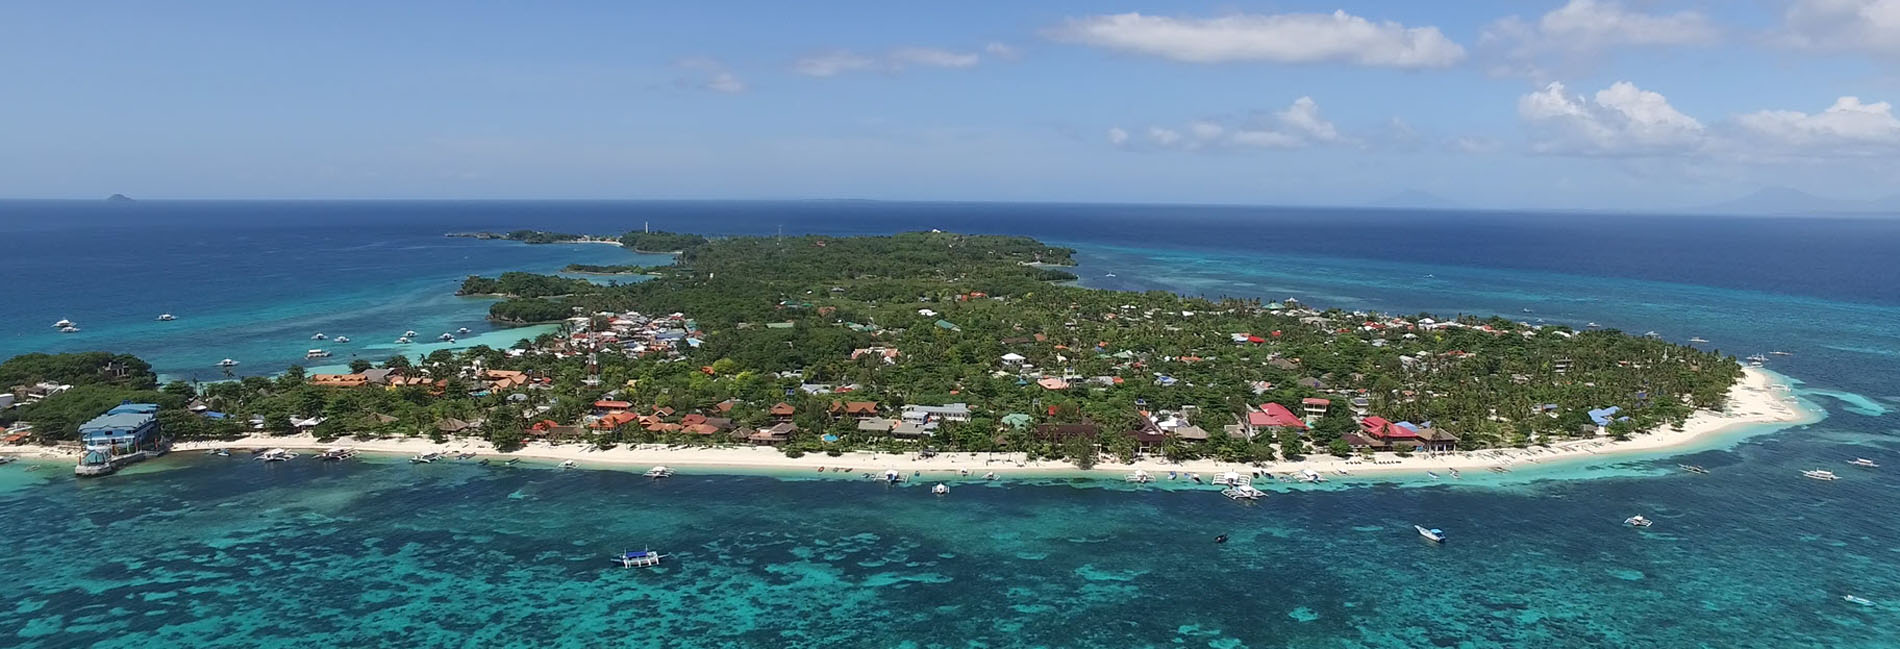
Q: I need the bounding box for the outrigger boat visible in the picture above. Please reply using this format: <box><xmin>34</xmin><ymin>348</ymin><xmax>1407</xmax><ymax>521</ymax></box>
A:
<box><xmin>316</xmin><ymin>448</ymin><xmax>357</xmax><ymax>461</ymax></box>
<box><xmin>1125</xmin><ymin>469</ymin><xmax>1153</xmax><ymax>483</ymax></box>
<box><xmin>1447</xmin><ymin>468</ymin><xmax>1461</xmax><ymax>479</ymax></box>
<box><xmin>1624</xmin><ymin>515</ymin><xmax>1653</xmax><ymax>528</ymax></box>
<box><xmin>409</xmin><ymin>452</ymin><xmax>442</xmax><ymax>464</ymax></box>
<box><xmin>932</xmin><ymin>483</ymin><xmax>949</xmax><ymax>495</ymax></box>
<box><xmin>609</xmin><ymin>549</ymin><xmax>666</xmax><ymax>568</ymax></box>
<box><xmin>644</xmin><ymin>466</ymin><xmax>675</xmax><ymax>478</ymax></box>
<box><xmin>1848</xmin><ymin>458</ymin><xmax>1879</xmax><ymax>468</ymax></box>
<box><xmin>1416</xmin><ymin>525</ymin><xmax>1447</xmax><ymax>543</ymax></box>
<box><xmin>1222</xmin><ymin>485</ymin><xmax>1266</xmax><ymax>501</ymax></box>
<box><xmin>255</xmin><ymin>448</ymin><xmax>297</xmax><ymax>462</ymax></box>
<box><xmin>1802</xmin><ymin>469</ymin><xmax>1839</xmax><ymax>481</ymax></box>
<box><xmin>1300</xmin><ymin>469</ymin><xmax>1324</xmax><ymax>483</ymax></box>
<box><xmin>1844</xmin><ymin>595</ymin><xmax>1875</xmax><ymax>606</ymax></box>
<box><xmin>561</xmin><ymin>460</ymin><xmax>577</xmax><ymax>469</ymax></box>
<box><xmin>1679</xmin><ymin>464</ymin><xmax>1710</xmax><ymax>475</ymax></box>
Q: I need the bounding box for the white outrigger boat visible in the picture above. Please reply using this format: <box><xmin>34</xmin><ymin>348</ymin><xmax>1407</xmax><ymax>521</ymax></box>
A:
<box><xmin>409</xmin><ymin>452</ymin><xmax>442</xmax><ymax>464</ymax></box>
<box><xmin>311</xmin><ymin>332</ymin><xmax>326</xmax><ymax>340</ymax></box>
<box><xmin>255</xmin><ymin>448</ymin><xmax>297</xmax><ymax>462</ymax></box>
<box><xmin>404</xmin><ymin>330</ymin><xmax>419</xmax><ymax>338</ymax></box>
<box><xmin>932</xmin><ymin>483</ymin><xmax>949</xmax><ymax>495</ymax></box>
<box><xmin>217</xmin><ymin>358</ymin><xmax>240</xmax><ymax>367</ymax></box>
<box><xmin>334</xmin><ymin>336</ymin><xmax>350</xmax><ymax>343</ymax></box>
<box><xmin>1213</xmin><ymin>471</ymin><xmax>1246</xmax><ymax>487</ymax></box>
<box><xmin>609</xmin><ymin>549</ymin><xmax>667</xmax><ymax>568</ymax></box>
<box><xmin>561</xmin><ymin>460</ymin><xmax>577</xmax><ymax>469</ymax></box>
<box><xmin>1300</xmin><ymin>469</ymin><xmax>1324</xmax><ymax>483</ymax></box>
<box><xmin>1844</xmin><ymin>595</ymin><xmax>1875</xmax><ymax>606</ymax></box>
<box><xmin>1222</xmin><ymin>484</ymin><xmax>1266</xmax><ymax>500</ymax></box>
<box><xmin>882</xmin><ymin>469</ymin><xmax>904</xmax><ymax>483</ymax></box>
<box><xmin>157</xmin><ymin>313</ymin><xmax>176</xmax><ymax>321</ymax></box>
<box><xmin>317</xmin><ymin>448</ymin><xmax>358</xmax><ymax>461</ymax></box>
<box><xmin>1688</xmin><ymin>336</ymin><xmax>1709</xmax><ymax>343</ymax></box>
<box><xmin>1125</xmin><ymin>469</ymin><xmax>1153</xmax><ymax>483</ymax></box>
<box><xmin>1802</xmin><ymin>469</ymin><xmax>1840</xmax><ymax>481</ymax></box>
<box><xmin>1624</xmin><ymin>515</ymin><xmax>1653</xmax><ymax>528</ymax></box>
<box><xmin>1416</xmin><ymin>525</ymin><xmax>1447</xmax><ymax>543</ymax></box>
<box><xmin>305</xmin><ymin>349</ymin><xmax>331</xmax><ymax>359</ymax></box>
<box><xmin>644</xmin><ymin>466</ymin><xmax>675</xmax><ymax>478</ymax></box>
<box><xmin>53</xmin><ymin>319</ymin><xmax>74</xmax><ymax>329</ymax></box>
<box><xmin>1848</xmin><ymin>458</ymin><xmax>1879</xmax><ymax>468</ymax></box>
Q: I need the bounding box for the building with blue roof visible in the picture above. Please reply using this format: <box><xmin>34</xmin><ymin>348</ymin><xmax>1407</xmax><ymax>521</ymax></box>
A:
<box><xmin>76</xmin><ymin>402</ymin><xmax>167</xmax><ymax>477</ymax></box>
<box><xmin>1588</xmin><ymin>406</ymin><xmax>1624</xmax><ymax>427</ymax></box>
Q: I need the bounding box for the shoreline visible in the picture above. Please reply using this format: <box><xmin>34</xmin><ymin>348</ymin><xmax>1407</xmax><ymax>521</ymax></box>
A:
<box><xmin>29</xmin><ymin>367</ymin><xmax>1810</xmax><ymax>484</ymax></box>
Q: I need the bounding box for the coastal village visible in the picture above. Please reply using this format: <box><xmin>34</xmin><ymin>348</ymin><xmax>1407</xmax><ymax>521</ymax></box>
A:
<box><xmin>0</xmin><ymin>232</ymin><xmax>1749</xmax><ymax>479</ymax></box>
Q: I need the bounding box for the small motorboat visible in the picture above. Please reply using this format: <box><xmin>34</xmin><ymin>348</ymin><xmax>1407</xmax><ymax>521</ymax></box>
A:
<box><xmin>644</xmin><ymin>466</ymin><xmax>675</xmax><ymax>478</ymax></box>
<box><xmin>1848</xmin><ymin>458</ymin><xmax>1879</xmax><ymax>468</ymax></box>
<box><xmin>217</xmin><ymin>358</ymin><xmax>239</xmax><ymax>367</ymax></box>
<box><xmin>1802</xmin><ymin>469</ymin><xmax>1839</xmax><ymax>481</ymax></box>
<box><xmin>1125</xmin><ymin>469</ymin><xmax>1153</xmax><ymax>483</ymax></box>
<box><xmin>396</xmin><ymin>336</ymin><xmax>413</xmax><ymax>344</ymax></box>
<box><xmin>932</xmin><ymin>483</ymin><xmax>949</xmax><ymax>495</ymax></box>
<box><xmin>1770</xmin><ymin>351</ymin><xmax>1794</xmax><ymax>356</ymax></box>
<box><xmin>1624</xmin><ymin>515</ymin><xmax>1653</xmax><ymax>528</ymax></box>
<box><xmin>1679</xmin><ymin>464</ymin><xmax>1709</xmax><ymax>475</ymax></box>
<box><xmin>439</xmin><ymin>333</ymin><xmax>456</xmax><ymax>342</ymax></box>
<box><xmin>59</xmin><ymin>325</ymin><xmax>80</xmax><ymax>333</ymax></box>
<box><xmin>1213</xmin><ymin>534</ymin><xmax>1228</xmax><ymax>544</ymax></box>
<box><xmin>157</xmin><ymin>313</ymin><xmax>176</xmax><ymax>321</ymax></box>
<box><xmin>561</xmin><ymin>460</ymin><xmax>577</xmax><ymax>469</ymax></box>
<box><xmin>504</xmin><ymin>458</ymin><xmax>521</xmax><ymax>466</ymax></box>
<box><xmin>457</xmin><ymin>327</ymin><xmax>472</xmax><ymax>335</ymax></box>
<box><xmin>305</xmin><ymin>349</ymin><xmax>331</xmax><ymax>359</ymax></box>
<box><xmin>311</xmin><ymin>332</ymin><xmax>326</xmax><ymax>340</ymax></box>
<box><xmin>404</xmin><ymin>330</ymin><xmax>419</xmax><ymax>338</ymax></box>
<box><xmin>478</xmin><ymin>459</ymin><xmax>491</xmax><ymax>466</ymax></box>
<box><xmin>983</xmin><ymin>471</ymin><xmax>997</xmax><ymax>480</ymax></box>
<box><xmin>334</xmin><ymin>336</ymin><xmax>350</xmax><ymax>343</ymax></box>
<box><xmin>883</xmin><ymin>469</ymin><xmax>903</xmax><ymax>483</ymax></box>
<box><xmin>1416</xmin><ymin>525</ymin><xmax>1447</xmax><ymax>543</ymax></box>
<box><xmin>609</xmin><ymin>549</ymin><xmax>666</xmax><ymax>568</ymax></box>
<box><xmin>1447</xmin><ymin>468</ymin><xmax>1461</xmax><ymax>479</ymax></box>
<box><xmin>409</xmin><ymin>453</ymin><xmax>437</xmax><ymax>464</ymax></box>
<box><xmin>1426</xmin><ymin>471</ymin><xmax>1440</xmax><ymax>480</ymax></box>
<box><xmin>52</xmin><ymin>319</ymin><xmax>73</xmax><ymax>329</ymax></box>
<box><xmin>1490</xmin><ymin>466</ymin><xmax>1509</xmax><ymax>473</ymax></box>
<box><xmin>1844</xmin><ymin>595</ymin><xmax>1875</xmax><ymax>606</ymax></box>
<box><xmin>1586</xmin><ymin>322</ymin><xmax>1600</xmax><ymax>329</ymax></box>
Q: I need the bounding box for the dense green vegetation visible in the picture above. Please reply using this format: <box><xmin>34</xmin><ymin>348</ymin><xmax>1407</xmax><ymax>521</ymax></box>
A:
<box><xmin>563</xmin><ymin>264</ymin><xmax>655</xmax><ymax>275</ymax></box>
<box><xmin>617</xmin><ymin>230</ymin><xmax>706</xmax><ymax>253</ymax></box>
<box><xmin>0</xmin><ymin>352</ymin><xmax>156</xmax><ymax>390</ymax></box>
<box><xmin>488</xmin><ymin>298</ymin><xmax>573</xmax><ymax>324</ymax></box>
<box><xmin>1</xmin><ymin>232</ymin><xmax>1744</xmax><ymax>465</ymax></box>
<box><xmin>458</xmin><ymin>272</ymin><xmax>597</xmax><ymax>298</ymax></box>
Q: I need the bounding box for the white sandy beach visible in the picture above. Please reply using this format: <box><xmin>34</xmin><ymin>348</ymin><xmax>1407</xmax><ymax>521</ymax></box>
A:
<box><xmin>17</xmin><ymin>367</ymin><xmax>1811</xmax><ymax>481</ymax></box>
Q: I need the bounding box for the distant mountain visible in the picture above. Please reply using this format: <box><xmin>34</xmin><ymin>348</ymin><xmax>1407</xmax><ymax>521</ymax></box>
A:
<box><xmin>1696</xmin><ymin>187</ymin><xmax>1898</xmax><ymax>216</ymax></box>
<box><xmin>105</xmin><ymin>193</ymin><xmax>134</xmax><ymax>202</ymax></box>
<box><xmin>1370</xmin><ymin>189</ymin><xmax>1461</xmax><ymax>209</ymax></box>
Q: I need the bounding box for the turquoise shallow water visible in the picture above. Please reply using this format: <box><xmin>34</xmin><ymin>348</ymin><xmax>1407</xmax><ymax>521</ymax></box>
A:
<box><xmin>2</xmin><ymin>449</ymin><xmax>1896</xmax><ymax>649</ymax></box>
<box><xmin>4</xmin><ymin>201</ymin><xmax>1900</xmax><ymax>647</ymax></box>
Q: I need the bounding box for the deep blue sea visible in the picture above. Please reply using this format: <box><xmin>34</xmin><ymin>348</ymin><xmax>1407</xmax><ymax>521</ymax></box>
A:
<box><xmin>3</xmin><ymin>200</ymin><xmax>1899</xmax><ymax>648</ymax></box>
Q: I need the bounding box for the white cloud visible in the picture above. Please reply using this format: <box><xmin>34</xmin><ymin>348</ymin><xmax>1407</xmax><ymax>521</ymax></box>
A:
<box><xmin>1115</xmin><ymin>97</ymin><xmax>1346</xmax><ymax>152</ymax></box>
<box><xmin>1776</xmin><ymin>0</ymin><xmax>1900</xmax><ymax>56</ymax></box>
<box><xmin>1518</xmin><ymin>81</ymin><xmax>1705</xmax><ymax>155</ymax></box>
<box><xmin>1044</xmin><ymin>11</ymin><xmax>1465</xmax><ymax>68</ymax></box>
<box><xmin>793</xmin><ymin>51</ymin><xmax>880</xmax><ymax>77</ymax></box>
<box><xmin>1518</xmin><ymin>81</ymin><xmax>1900</xmax><ymax>159</ymax></box>
<box><xmin>1277</xmin><ymin>97</ymin><xmax>1341</xmax><ymax>142</ymax></box>
<box><xmin>984</xmin><ymin>42</ymin><xmax>1020</xmax><ymax>59</ymax></box>
<box><xmin>1735</xmin><ymin>96</ymin><xmax>1900</xmax><ymax>153</ymax></box>
<box><xmin>1482</xmin><ymin>0</ymin><xmax>1719</xmax><ymax>78</ymax></box>
<box><xmin>674</xmin><ymin>57</ymin><xmax>747</xmax><ymax>94</ymax></box>
<box><xmin>889</xmin><ymin>47</ymin><xmax>980</xmax><ymax>69</ymax></box>
<box><xmin>794</xmin><ymin>45</ymin><xmax>995</xmax><ymax>77</ymax></box>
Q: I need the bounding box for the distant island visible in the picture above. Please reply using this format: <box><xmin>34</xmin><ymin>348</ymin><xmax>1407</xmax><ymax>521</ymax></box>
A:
<box><xmin>2</xmin><ymin>231</ymin><xmax>1800</xmax><ymax>479</ymax></box>
<box><xmin>444</xmin><ymin>229</ymin><xmax>709</xmax><ymax>253</ymax></box>
<box><xmin>105</xmin><ymin>194</ymin><xmax>134</xmax><ymax>202</ymax></box>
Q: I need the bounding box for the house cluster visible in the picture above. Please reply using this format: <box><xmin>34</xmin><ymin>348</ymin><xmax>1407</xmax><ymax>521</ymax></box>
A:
<box><xmin>562</xmin><ymin>310</ymin><xmax>701</xmax><ymax>360</ymax></box>
<box><xmin>2</xmin><ymin>381</ymin><xmax>71</xmax><ymax>411</ymax></box>
<box><xmin>583</xmin><ymin>399</ymin><xmax>736</xmax><ymax>438</ymax></box>
<box><xmin>1342</xmin><ymin>416</ymin><xmax>1459</xmax><ymax>453</ymax></box>
<box><xmin>307</xmin><ymin>366</ymin><xmax>541</xmax><ymax>396</ymax></box>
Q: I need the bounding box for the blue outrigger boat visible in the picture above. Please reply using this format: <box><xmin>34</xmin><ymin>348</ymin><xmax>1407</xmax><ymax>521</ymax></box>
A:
<box><xmin>610</xmin><ymin>550</ymin><xmax>666</xmax><ymax>568</ymax></box>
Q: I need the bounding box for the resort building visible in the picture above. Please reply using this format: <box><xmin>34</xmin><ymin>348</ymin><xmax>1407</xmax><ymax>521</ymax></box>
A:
<box><xmin>1346</xmin><ymin>416</ymin><xmax>1460</xmax><ymax>453</ymax></box>
<box><xmin>76</xmin><ymin>402</ymin><xmax>165</xmax><ymax>477</ymax></box>
<box><xmin>1245</xmin><ymin>403</ymin><xmax>1308</xmax><ymax>437</ymax></box>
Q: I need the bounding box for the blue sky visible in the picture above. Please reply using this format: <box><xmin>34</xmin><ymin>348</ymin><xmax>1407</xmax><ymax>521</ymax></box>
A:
<box><xmin>4</xmin><ymin>1</ymin><xmax>1899</xmax><ymax>209</ymax></box>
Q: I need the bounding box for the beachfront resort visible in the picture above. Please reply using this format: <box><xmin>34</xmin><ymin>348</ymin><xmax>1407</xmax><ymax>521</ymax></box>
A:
<box><xmin>2</xmin><ymin>231</ymin><xmax>1761</xmax><ymax>476</ymax></box>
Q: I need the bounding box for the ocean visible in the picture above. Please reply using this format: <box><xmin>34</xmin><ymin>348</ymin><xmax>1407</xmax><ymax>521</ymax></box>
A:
<box><xmin>2</xmin><ymin>200</ymin><xmax>1897</xmax><ymax>648</ymax></box>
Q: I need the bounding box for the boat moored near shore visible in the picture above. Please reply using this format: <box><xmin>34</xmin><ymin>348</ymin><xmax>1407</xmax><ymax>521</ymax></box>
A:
<box><xmin>644</xmin><ymin>466</ymin><xmax>674</xmax><ymax>478</ymax></box>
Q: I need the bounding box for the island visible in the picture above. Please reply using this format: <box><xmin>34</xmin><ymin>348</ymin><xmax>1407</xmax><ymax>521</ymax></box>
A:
<box><xmin>106</xmin><ymin>194</ymin><xmax>134</xmax><ymax>202</ymax></box>
<box><xmin>1</xmin><ymin>232</ymin><xmax>1807</xmax><ymax>479</ymax></box>
<box><xmin>562</xmin><ymin>264</ymin><xmax>657</xmax><ymax>276</ymax></box>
